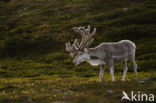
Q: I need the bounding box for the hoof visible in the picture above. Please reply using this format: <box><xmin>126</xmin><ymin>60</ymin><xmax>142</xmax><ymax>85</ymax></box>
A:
<box><xmin>99</xmin><ymin>80</ymin><xmax>102</xmax><ymax>82</ymax></box>
<box><xmin>121</xmin><ymin>79</ymin><xmax>125</xmax><ymax>81</ymax></box>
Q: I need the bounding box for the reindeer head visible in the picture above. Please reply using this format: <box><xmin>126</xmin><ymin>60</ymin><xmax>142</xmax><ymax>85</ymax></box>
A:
<box><xmin>65</xmin><ymin>25</ymin><xmax>96</xmax><ymax>65</ymax></box>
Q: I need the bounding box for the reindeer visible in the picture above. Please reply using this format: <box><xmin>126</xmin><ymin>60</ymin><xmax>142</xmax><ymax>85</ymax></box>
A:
<box><xmin>65</xmin><ymin>25</ymin><xmax>137</xmax><ymax>82</ymax></box>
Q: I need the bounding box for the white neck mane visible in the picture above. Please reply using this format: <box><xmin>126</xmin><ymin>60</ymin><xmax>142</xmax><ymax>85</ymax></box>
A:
<box><xmin>86</xmin><ymin>58</ymin><xmax>105</xmax><ymax>66</ymax></box>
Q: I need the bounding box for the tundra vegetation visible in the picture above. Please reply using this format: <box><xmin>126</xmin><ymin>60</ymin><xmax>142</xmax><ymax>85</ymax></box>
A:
<box><xmin>0</xmin><ymin>0</ymin><xmax>156</xmax><ymax>103</ymax></box>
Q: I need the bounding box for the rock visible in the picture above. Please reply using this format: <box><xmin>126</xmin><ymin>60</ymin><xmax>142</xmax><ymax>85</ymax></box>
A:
<box><xmin>107</xmin><ymin>90</ymin><xmax>113</xmax><ymax>94</ymax></box>
<box><xmin>144</xmin><ymin>77</ymin><xmax>150</xmax><ymax>81</ymax></box>
<box><xmin>63</xmin><ymin>92</ymin><xmax>72</xmax><ymax>98</ymax></box>
<box><xmin>123</xmin><ymin>8</ymin><xmax>128</xmax><ymax>11</ymax></box>
<box><xmin>53</xmin><ymin>101</ymin><xmax>65</xmax><ymax>103</ymax></box>
<box><xmin>138</xmin><ymin>80</ymin><xmax>145</xmax><ymax>83</ymax></box>
<box><xmin>138</xmin><ymin>77</ymin><xmax>150</xmax><ymax>83</ymax></box>
<box><xmin>56</xmin><ymin>90</ymin><xmax>64</xmax><ymax>94</ymax></box>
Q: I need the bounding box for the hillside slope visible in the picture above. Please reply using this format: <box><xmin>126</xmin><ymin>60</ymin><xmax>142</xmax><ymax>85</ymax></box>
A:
<box><xmin>0</xmin><ymin>0</ymin><xmax>156</xmax><ymax>76</ymax></box>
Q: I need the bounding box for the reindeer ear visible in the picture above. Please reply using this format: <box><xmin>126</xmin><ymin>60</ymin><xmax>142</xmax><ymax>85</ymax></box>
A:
<box><xmin>84</xmin><ymin>48</ymin><xmax>88</xmax><ymax>53</ymax></box>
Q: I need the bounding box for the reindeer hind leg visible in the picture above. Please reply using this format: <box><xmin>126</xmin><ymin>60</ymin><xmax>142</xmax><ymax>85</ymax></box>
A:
<box><xmin>128</xmin><ymin>55</ymin><xmax>138</xmax><ymax>80</ymax></box>
<box><xmin>122</xmin><ymin>60</ymin><xmax>128</xmax><ymax>81</ymax></box>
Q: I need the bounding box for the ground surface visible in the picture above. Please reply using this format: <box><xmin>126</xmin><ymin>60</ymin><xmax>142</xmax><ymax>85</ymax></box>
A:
<box><xmin>0</xmin><ymin>72</ymin><xmax>156</xmax><ymax>103</ymax></box>
<box><xmin>0</xmin><ymin>0</ymin><xmax>156</xmax><ymax>103</ymax></box>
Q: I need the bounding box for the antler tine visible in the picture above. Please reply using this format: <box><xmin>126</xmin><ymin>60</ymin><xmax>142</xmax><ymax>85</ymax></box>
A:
<box><xmin>73</xmin><ymin>27</ymin><xmax>82</xmax><ymax>34</ymax></box>
<box><xmin>91</xmin><ymin>28</ymin><xmax>96</xmax><ymax>36</ymax></box>
<box><xmin>66</xmin><ymin>42</ymin><xmax>73</xmax><ymax>51</ymax></box>
<box><xmin>73</xmin><ymin>27</ymin><xmax>83</xmax><ymax>34</ymax></box>
<box><xmin>73</xmin><ymin>39</ymin><xmax>79</xmax><ymax>49</ymax></box>
<box><xmin>86</xmin><ymin>38</ymin><xmax>94</xmax><ymax>48</ymax></box>
<box><xmin>86</xmin><ymin>25</ymin><xmax>90</xmax><ymax>34</ymax></box>
<box><xmin>73</xmin><ymin>26</ymin><xmax>86</xmax><ymax>37</ymax></box>
<box><xmin>79</xmin><ymin>37</ymin><xmax>85</xmax><ymax>49</ymax></box>
<box><xmin>65</xmin><ymin>42</ymin><xmax>71</xmax><ymax>52</ymax></box>
<box><xmin>79</xmin><ymin>26</ymin><xmax>85</xmax><ymax>31</ymax></box>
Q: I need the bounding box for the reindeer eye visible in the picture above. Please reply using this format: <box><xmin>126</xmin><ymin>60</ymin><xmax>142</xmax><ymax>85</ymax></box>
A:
<box><xmin>90</xmin><ymin>56</ymin><xmax>98</xmax><ymax>59</ymax></box>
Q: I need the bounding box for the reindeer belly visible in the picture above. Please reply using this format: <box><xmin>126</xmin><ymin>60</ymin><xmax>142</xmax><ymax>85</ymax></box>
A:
<box><xmin>113</xmin><ymin>55</ymin><xmax>127</xmax><ymax>63</ymax></box>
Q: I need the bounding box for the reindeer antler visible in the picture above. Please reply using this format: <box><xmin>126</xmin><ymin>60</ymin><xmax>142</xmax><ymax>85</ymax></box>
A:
<box><xmin>65</xmin><ymin>25</ymin><xmax>96</xmax><ymax>57</ymax></box>
<box><xmin>73</xmin><ymin>25</ymin><xmax>96</xmax><ymax>49</ymax></box>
